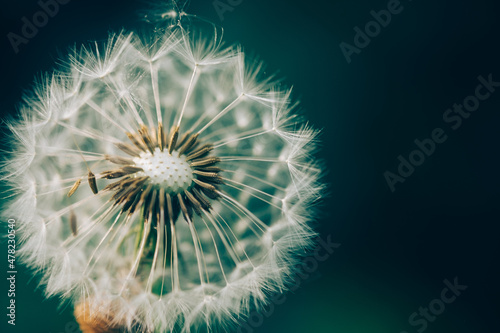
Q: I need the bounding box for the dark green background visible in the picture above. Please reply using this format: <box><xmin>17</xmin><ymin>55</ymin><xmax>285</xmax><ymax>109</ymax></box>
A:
<box><xmin>1</xmin><ymin>0</ymin><xmax>499</xmax><ymax>332</ymax></box>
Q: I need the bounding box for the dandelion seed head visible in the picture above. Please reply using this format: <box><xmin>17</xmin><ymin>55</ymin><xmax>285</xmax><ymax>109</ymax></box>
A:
<box><xmin>1</xmin><ymin>4</ymin><xmax>324</xmax><ymax>332</ymax></box>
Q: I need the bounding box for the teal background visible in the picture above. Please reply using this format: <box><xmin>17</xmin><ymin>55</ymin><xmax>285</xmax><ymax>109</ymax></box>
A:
<box><xmin>1</xmin><ymin>0</ymin><xmax>500</xmax><ymax>332</ymax></box>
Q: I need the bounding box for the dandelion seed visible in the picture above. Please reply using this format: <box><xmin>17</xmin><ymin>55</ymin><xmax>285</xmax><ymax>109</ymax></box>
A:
<box><xmin>1</xmin><ymin>3</ymin><xmax>323</xmax><ymax>332</ymax></box>
<box><xmin>69</xmin><ymin>209</ymin><xmax>78</xmax><ymax>236</ymax></box>
<box><xmin>67</xmin><ymin>178</ymin><xmax>82</xmax><ymax>197</ymax></box>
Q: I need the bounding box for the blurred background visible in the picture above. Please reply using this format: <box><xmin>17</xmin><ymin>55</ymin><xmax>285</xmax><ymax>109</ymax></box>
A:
<box><xmin>1</xmin><ymin>0</ymin><xmax>499</xmax><ymax>332</ymax></box>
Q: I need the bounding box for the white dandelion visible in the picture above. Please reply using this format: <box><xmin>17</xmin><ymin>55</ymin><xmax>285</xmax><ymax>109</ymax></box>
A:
<box><xmin>1</xmin><ymin>3</ymin><xmax>323</xmax><ymax>332</ymax></box>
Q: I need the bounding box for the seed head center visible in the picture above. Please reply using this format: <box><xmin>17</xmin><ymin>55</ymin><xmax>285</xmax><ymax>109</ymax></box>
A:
<box><xmin>133</xmin><ymin>147</ymin><xmax>193</xmax><ymax>193</ymax></box>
